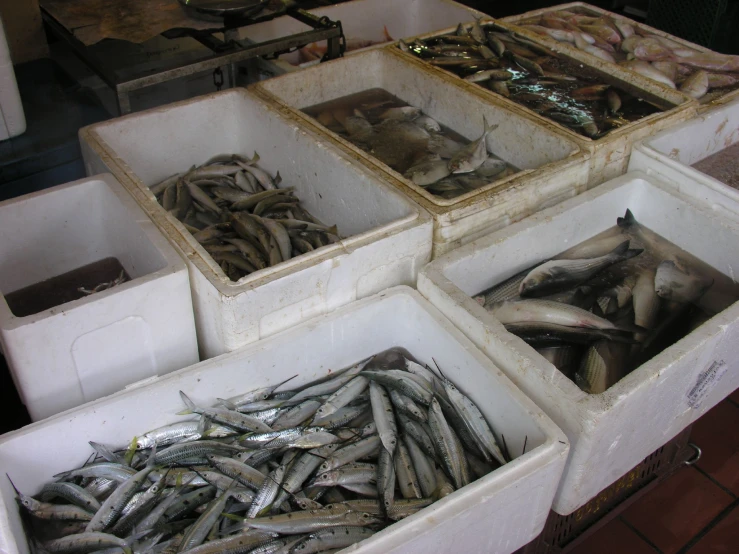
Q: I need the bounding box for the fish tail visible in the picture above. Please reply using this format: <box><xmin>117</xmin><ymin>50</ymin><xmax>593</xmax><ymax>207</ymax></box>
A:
<box><xmin>383</xmin><ymin>25</ymin><xmax>394</xmax><ymax>42</ymax></box>
<box><xmin>617</xmin><ymin>209</ymin><xmax>636</xmax><ymax>228</ymax></box>
<box><xmin>623</xmin><ymin>248</ymin><xmax>644</xmax><ymax>261</ymax></box>
<box><xmin>610</xmin><ymin>240</ymin><xmax>631</xmax><ymax>256</ymax></box>
<box><xmin>482</xmin><ymin>115</ymin><xmax>499</xmax><ymax>136</ymax></box>
<box><xmin>179</xmin><ymin>390</ymin><xmax>198</xmax><ymax>415</ymax></box>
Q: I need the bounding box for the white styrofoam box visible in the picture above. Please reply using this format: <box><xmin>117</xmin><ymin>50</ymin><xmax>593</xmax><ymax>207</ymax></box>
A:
<box><xmin>250</xmin><ymin>48</ymin><xmax>589</xmax><ymax>257</ymax></box>
<box><xmin>629</xmin><ymin>98</ymin><xmax>739</xmax><ymax>218</ymax></box>
<box><xmin>0</xmin><ymin>15</ymin><xmax>26</xmax><ymax>139</ymax></box>
<box><xmin>0</xmin><ymin>174</ymin><xmax>198</xmax><ymax>421</ymax></box>
<box><xmin>237</xmin><ymin>0</ymin><xmax>485</xmax><ymax>82</ymax></box>
<box><xmin>502</xmin><ymin>2</ymin><xmax>739</xmax><ymax>112</ymax></box>
<box><xmin>0</xmin><ymin>286</ymin><xmax>569</xmax><ymax>554</ymax></box>
<box><xmin>418</xmin><ymin>171</ymin><xmax>739</xmax><ymax>514</ymax></box>
<box><xmin>79</xmin><ymin>88</ymin><xmax>433</xmax><ymax>359</ymax></box>
<box><xmin>395</xmin><ymin>20</ymin><xmax>697</xmax><ymax>187</ymax></box>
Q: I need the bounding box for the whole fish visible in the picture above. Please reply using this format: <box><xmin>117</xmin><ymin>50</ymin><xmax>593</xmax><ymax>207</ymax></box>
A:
<box><xmin>492</xmin><ymin>299</ymin><xmax>630</xmax><ymax>332</ymax></box>
<box><xmin>519</xmin><ymin>241</ymin><xmax>642</xmax><ymax>296</ymax></box>
<box><xmin>448</xmin><ymin>117</ymin><xmax>498</xmax><ymax>174</ymax></box>
<box><xmin>655</xmin><ymin>260</ymin><xmax>713</xmax><ymax>303</ymax></box>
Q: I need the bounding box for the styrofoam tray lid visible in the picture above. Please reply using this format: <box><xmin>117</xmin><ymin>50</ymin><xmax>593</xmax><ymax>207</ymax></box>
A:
<box><xmin>0</xmin><ymin>286</ymin><xmax>569</xmax><ymax>554</ymax></box>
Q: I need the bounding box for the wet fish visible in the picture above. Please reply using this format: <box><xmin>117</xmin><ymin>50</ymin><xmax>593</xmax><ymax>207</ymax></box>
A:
<box><xmin>448</xmin><ymin>117</ymin><xmax>498</xmax><ymax>174</ymax></box>
<box><xmin>519</xmin><ymin>241</ymin><xmax>642</xmax><ymax>296</ymax></box>
<box><xmin>655</xmin><ymin>260</ymin><xmax>713</xmax><ymax>303</ymax></box>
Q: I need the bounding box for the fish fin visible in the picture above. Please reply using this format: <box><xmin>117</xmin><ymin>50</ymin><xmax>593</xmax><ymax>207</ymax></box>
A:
<box><xmin>89</xmin><ymin>441</ymin><xmax>121</xmax><ymax>464</ymax></box>
<box><xmin>383</xmin><ymin>25</ymin><xmax>393</xmax><ymax>42</ymax></box>
<box><xmin>274</xmin><ymin>171</ymin><xmax>282</xmax><ymax>187</ymax></box>
<box><xmin>610</xmin><ymin>240</ymin><xmax>631</xmax><ymax>256</ymax></box>
<box><xmin>145</xmin><ymin>444</ymin><xmax>158</xmax><ymax>468</ymax></box>
<box><xmin>591</xmin><ymin>302</ymin><xmax>606</xmax><ymax>319</ymax></box>
<box><xmin>482</xmin><ymin>115</ymin><xmax>499</xmax><ymax>135</ymax></box>
<box><xmin>327</xmin><ymin>225</ymin><xmax>339</xmax><ymax>236</ymax></box>
<box><xmin>179</xmin><ymin>390</ymin><xmax>198</xmax><ymax>415</ymax></box>
<box><xmin>615</xmin><ymin>322</ymin><xmax>649</xmax><ymax>334</ymax></box>
<box><xmin>616</xmin><ymin>209</ymin><xmax>636</xmax><ymax>228</ymax></box>
<box><xmin>217</xmin><ymin>398</ymin><xmax>239</xmax><ymax>411</ymax></box>
<box><xmin>623</xmin><ymin>248</ymin><xmax>644</xmax><ymax>260</ymax></box>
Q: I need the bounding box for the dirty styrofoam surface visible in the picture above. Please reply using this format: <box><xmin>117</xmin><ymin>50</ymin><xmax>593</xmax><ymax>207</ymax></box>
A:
<box><xmin>0</xmin><ymin>15</ymin><xmax>25</xmax><ymax>139</ymax></box>
<box><xmin>418</xmin><ymin>172</ymin><xmax>739</xmax><ymax>515</ymax></box>
<box><xmin>80</xmin><ymin>89</ymin><xmax>433</xmax><ymax>359</ymax></box>
<box><xmin>238</xmin><ymin>0</ymin><xmax>485</xmax><ymax>82</ymax></box>
<box><xmin>394</xmin><ymin>20</ymin><xmax>697</xmax><ymax>187</ymax></box>
<box><xmin>629</xmin><ymin>98</ymin><xmax>739</xmax><ymax>216</ymax></box>
<box><xmin>0</xmin><ymin>174</ymin><xmax>198</xmax><ymax>421</ymax></box>
<box><xmin>251</xmin><ymin>47</ymin><xmax>589</xmax><ymax>257</ymax></box>
<box><xmin>502</xmin><ymin>2</ymin><xmax>739</xmax><ymax>112</ymax></box>
<box><xmin>0</xmin><ymin>287</ymin><xmax>569</xmax><ymax>554</ymax></box>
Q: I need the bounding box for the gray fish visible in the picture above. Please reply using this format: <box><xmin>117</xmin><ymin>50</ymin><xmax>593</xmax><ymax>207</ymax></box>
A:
<box><xmin>448</xmin><ymin>116</ymin><xmax>498</xmax><ymax>174</ymax></box>
<box><xmin>404</xmin><ymin>159</ymin><xmax>451</xmax><ymax>187</ymax></box>
<box><xmin>519</xmin><ymin>241</ymin><xmax>642</xmax><ymax>297</ymax></box>
<box><xmin>655</xmin><ymin>260</ymin><xmax>713</xmax><ymax>304</ymax></box>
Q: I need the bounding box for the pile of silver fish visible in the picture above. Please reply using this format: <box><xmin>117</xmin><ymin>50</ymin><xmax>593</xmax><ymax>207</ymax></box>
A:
<box><xmin>13</xmin><ymin>349</ymin><xmax>511</xmax><ymax>554</ymax></box>
<box><xmin>475</xmin><ymin>210</ymin><xmax>734</xmax><ymax>394</ymax></box>
<box><xmin>151</xmin><ymin>153</ymin><xmax>340</xmax><ymax>282</ymax></box>
<box><xmin>399</xmin><ymin>21</ymin><xmax>661</xmax><ymax>138</ymax></box>
<box><xmin>305</xmin><ymin>93</ymin><xmax>515</xmax><ymax>199</ymax></box>
<box><xmin>518</xmin><ymin>9</ymin><xmax>739</xmax><ymax>102</ymax></box>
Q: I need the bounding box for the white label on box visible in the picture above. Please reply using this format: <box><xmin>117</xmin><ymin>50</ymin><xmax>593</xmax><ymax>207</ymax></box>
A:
<box><xmin>687</xmin><ymin>360</ymin><xmax>727</xmax><ymax>409</ymax></box>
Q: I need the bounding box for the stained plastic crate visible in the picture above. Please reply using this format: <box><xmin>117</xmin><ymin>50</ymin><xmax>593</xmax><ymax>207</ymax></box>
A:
<box><xmin>250</xmin><ymin>48</ymin><xmax>589</xmax><ymax>257</ymax></box>
<box><xmin>237</xmin><ymin>0</ymin><xmax>485</xmax><ymax>81</ymax></box>
<box><xmin>629</xmin><ymin>97</ymin><xmax>739</xmax><ymax>217</ymax></box>
<box><xmin>394</xmin><ymin>19</ymin><xmax>697</xmax><ymax>186</ymax></box>
<box><xmin>80</xmin><ymin>89</ymin><xmax>433</xmax><ymax>359</ymax></box>
<box><xmin>418</xmin><ymin>171</ymin><xmax>739</xmax><ymax>515</ymax></box>
<box><xmin>0</xmin><ymin>174</ymin><xmax>198</xmax><ymax>421</ymax></box>
<box><xmin>0</xmin><ymin>287</ymin><xmax>569</xmax><ymax>554</ymax></box>
<box><xmin>502</xmin><ymin>2</ymin><xmax>739</xmax><ymax>112</ymax></box>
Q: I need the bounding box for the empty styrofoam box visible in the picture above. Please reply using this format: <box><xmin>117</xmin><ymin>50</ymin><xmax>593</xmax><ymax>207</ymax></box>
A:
<box><xmin>237</xmin><ymin>0</ymin><xmax>485</xmax><ymax>81</ymax></box>
<box><xmin>0</xmin><ymin>286</ymin><xmax>569</xmax><ymax>554</ymax></box>
<box><xmin>0</xmin><ymin>174</ymin><xmax>198</xmax><ymax>421</ymax></box>
<box><xmin>250</xmin><ymin>48</ymin><xmax>589</xmax><ymax>257</ymax></box>
<box><xmin>629</xmin><ymin>98</ymin><xmax>739</xmax><ymax>217</ymax></box>
<box><xmin>418</xmin><ymin>171</ymin><xmax>739</xmax><ymax>514</ymax></box>
<box><xmin>394</xmin><ymin>19</ymin><xmax>697</xmax><ymax>187</ymax></box>
<box><xmin>79</xmin><ymin>89</ymin><xmax>433</xmax><ymax>359</ymax></box>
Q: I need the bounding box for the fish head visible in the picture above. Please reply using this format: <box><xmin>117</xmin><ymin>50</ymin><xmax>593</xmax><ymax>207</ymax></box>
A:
<box><xmin>519</xmin><ymin>274</ymin><xmax>546</xmax><ymax>295</ymax></box>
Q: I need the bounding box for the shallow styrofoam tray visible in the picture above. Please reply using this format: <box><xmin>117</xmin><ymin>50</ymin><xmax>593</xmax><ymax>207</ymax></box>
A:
<box><xmin>629</xmin><ymin>98</ymin><xmax>739</xmax><ymax>216</ymax></box>
<box><xmin>394</xmin><ymin>20</ymin><xmax>697</xmax><ymax>186</ymax></box>
<box><xmin>501</xmin><ymin>2</ymin><xmax>739</xmax><ymax>112</ymax></box>
<box><xmin>250</xmin><ymin>48</ymin><xmax>589</xmax><ymax>257</ymax></box>
<box><xmin>79</xmin><ymin>89</ymin><xmax>433</xmax><ymax>359</ymax></box>
<box><xmin>237</xmin><ymin>0</ymin><xmax>485</xmax><ymax>81</ymax></box>
<box><xmin>0</xmin><ymin>174</ymin><xmax>198</xmax><ymax>421</ymax></box>
<box><xmin>0</xmin><ymin>286</ymin><xmax>569</xmax><ymax>554</ymax></box>
<box><xmin>418</xmin><ymin>171</ymin><xmax>739</xmax><ymax>514</ymax></box>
